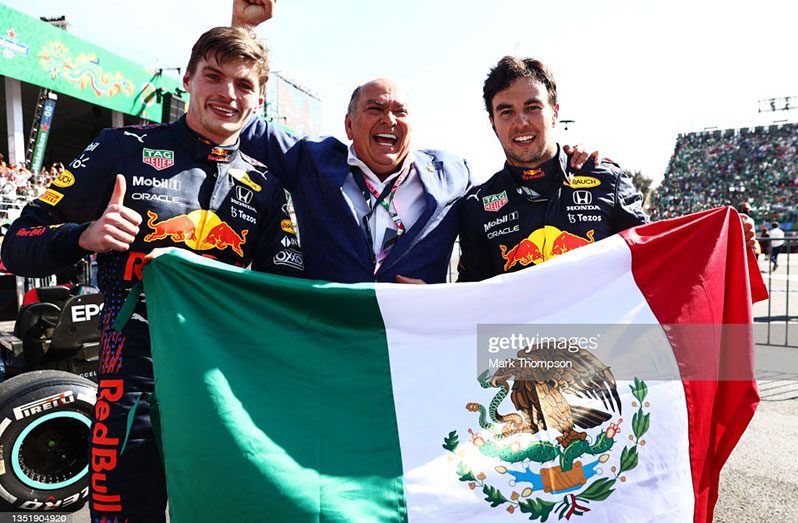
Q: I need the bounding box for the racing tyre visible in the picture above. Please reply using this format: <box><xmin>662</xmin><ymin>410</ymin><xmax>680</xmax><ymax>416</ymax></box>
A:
<box><xmin>0</xmin><ymin>370</ymin><xmax>96</xmax><ymax>512</ymax></box>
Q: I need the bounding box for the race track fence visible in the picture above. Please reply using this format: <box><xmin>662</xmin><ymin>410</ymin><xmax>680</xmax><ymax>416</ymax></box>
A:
<box><xmin>758</xmin><ymin>236</ymin><xmax>796</xmax><ymax>347</ymax></box>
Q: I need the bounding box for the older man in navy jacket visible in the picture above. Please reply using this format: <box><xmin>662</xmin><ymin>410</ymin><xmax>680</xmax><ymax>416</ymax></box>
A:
<box><xmin>239</xmin><ymin>78</ymin><xmax>470</xmax><ymax>284</ymax></box>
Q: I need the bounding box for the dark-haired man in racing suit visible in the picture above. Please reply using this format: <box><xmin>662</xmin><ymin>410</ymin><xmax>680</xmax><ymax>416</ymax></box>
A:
<box><xmin>458</xmin><ymin>56</ymin><xmax>647</xmax><ymax>281</ymax></box>
<box><xmin>1</xmin><ymin>26</ymin><xmax>301</xmax><ymax>521</ymax></box>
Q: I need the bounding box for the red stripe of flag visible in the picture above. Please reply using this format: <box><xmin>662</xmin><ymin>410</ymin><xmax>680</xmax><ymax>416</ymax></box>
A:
<box><xmin>622</xmin><ymin>206</ymin><xmax>766</xmax><ymax>522</ymax></box>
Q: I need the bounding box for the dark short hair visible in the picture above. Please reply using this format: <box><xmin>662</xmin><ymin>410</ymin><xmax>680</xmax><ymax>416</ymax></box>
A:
<box><xmin>347</xmin><ymin>85</ymin><xmax>363</xmax><ymax>116</ymax></box>
<box><xmin>483</xmin><ymin>56</ymin><xmax>557</xmax><ymax>117</ymax></box>
<box><xmin>186</xmin><ymin>26</ymin><xmax>269</xmax><ymax>94</ymax></box>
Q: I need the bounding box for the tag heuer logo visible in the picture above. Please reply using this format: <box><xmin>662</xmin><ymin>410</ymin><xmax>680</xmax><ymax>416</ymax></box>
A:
<box><xmin>482</xmin><ymin>191</ymin><xmax>508</xmax><ymax>212</ymax></box>
<box><xmin>142</xmin><ymin>148</ymin><xmax>175</xmax><ymax>171</ymax></box>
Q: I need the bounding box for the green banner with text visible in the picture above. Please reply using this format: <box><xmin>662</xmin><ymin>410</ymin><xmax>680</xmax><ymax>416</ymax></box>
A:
<box><xmin>0</xmin><ymin>4</ymin><xmax>184</xmax><ymax>122</ymax></box>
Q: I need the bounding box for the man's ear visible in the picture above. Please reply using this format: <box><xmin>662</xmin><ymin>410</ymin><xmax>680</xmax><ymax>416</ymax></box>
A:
<box><xmin>489</xmin><ymin>116</ymin><xmax>497</xmax><ymax>136</ymax></box>
<box><xmin>552</xmin><ymin>103</ymin><xmax>560</xmax><ymax>128</ymax></box>
<box><xmin>344</xmin><ymin>113</ymin><xmax>354</xmax><ymax>140</ymax></box>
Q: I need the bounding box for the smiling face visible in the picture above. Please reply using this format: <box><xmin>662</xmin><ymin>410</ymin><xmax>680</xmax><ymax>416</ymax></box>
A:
<box><xmin>490</xmin><ymin>77</ymin><xmax>559</xmax><ymax>169</ymax></box>
<box><xmin>183</xmin><ymin>54</ymin><xmax>264</xmax><ymax>146</ymax></box>
<box><xmin>344</xmin><ymin>79</ymin><xmax>412</xmax><ymax>179</ymax></box>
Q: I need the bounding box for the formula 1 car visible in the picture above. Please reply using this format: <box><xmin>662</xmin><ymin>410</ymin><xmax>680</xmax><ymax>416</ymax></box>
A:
<box><xmin>0</xmin><ymin>268</ymin><xmax>101</xmax><ymax>512</ymax></box>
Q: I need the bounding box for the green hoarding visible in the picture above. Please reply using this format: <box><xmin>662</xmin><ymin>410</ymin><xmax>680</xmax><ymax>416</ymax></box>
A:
<box><xmin>30</xmin><ymin>96</ymin><xmax>57</xmax><ymax>172</ymax></box>
<box><xmin>0</xmin><ymin>4</ymin><xmax>184</xmax><ymax>122</ymax></box>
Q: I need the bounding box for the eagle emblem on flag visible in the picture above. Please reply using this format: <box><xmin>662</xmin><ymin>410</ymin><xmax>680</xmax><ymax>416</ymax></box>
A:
<box><xmin>444</xmin><ymin>343</ymin><xmax>652</xmax><ymax>520</ymax></box>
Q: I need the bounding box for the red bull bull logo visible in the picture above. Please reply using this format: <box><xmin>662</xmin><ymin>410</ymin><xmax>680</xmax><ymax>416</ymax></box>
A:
<box><xmin>521</xmin><ymin>168</ymin><xmax>544</xmax><ymax>181</ymax></box>
<box><xmin>144</xmin><ymin>210</ymin><xmax>248</xmax><ymax>257</ymax></box>
<box><xmin>208</xmin><ymin>147</ymin><xmax>231</xmax><ymax>163</ymax></box>
<box><xmin>204</xmin><ymin>222</ymin><xmax>247</xmax><ymax>256</ymax></box>
<box><xmin>500</xmin><ymin>239</ymin><xmax>544</xmax><ymax>271</ymax></box>
<box><xmin>500</xmin><ymin>227</ymin><xmax>595</xmax><ymax>271</ymax></box>
<box><xmin>549</xmin><ymin>229</ymin><xmax>595</xmax><ymax>256</ymax></box>
<box><xmin>144</xmin><ymin>210</ymin><xmax>196</xmax><ymax>242</ymax></box>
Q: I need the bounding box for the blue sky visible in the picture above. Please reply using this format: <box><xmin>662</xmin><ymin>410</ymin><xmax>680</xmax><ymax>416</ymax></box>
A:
<box><xmin>4</xmin><ymin>0</ymin><xmax>798</xmax><ymax>185</ymax></box>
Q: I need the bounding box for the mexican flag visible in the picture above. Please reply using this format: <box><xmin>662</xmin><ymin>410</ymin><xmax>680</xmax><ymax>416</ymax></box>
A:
<box><xmin>139</xmin><ymin>207</ymin><xmax>765</xmax><ymax>522</ymax></box>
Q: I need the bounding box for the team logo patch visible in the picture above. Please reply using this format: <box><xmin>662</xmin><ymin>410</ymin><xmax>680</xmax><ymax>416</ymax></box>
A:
<box><xmin>500</xmin><ymin>226</ymin><xmax>595</xmax><ymax>271</ymax></box>
<box><xmin>208</xmin><ymin>147</ymin><xmax>231</xmax><ymax>163</ymax></box>
<box><xmin>52</xmin><ymin>169</ymin><xmax>76</xmax><ymax>188</ymax></box>
<box><xmin>280</xmin><ymin>219</ymin><xmax>295</xmax><ymax>234</ymax></box>
<box><xmin>38</xmin><ymin>189</ymin><xmax>64</xmax><ymax>206</ymax></box>
<box><xmin>281</xmin><ymin>236</ymin><xmax>299</xmax><ymax>248</ymax></box>
<box><xmin>144</xmin><ymin>210</ymin><xmax>248</xmax><ymax>257</ymax></box>
<box><xmin>274</xmin><ymin>249</ymin><xmax>303</xmax><ymax>270</ymax></box>
<box><xmin>572</xmin><ymin>190</ymin><xmax>593</xmax><ymax>205</ymax></box>
<box><xmin>482</xmin><ymin>191</ymin><xmax>509</xmax><ymax>212</ymax></box>
<box><xmin>235</xmin><ymin>186</ymin><xmax>253</xmax><ymax>204</ymax></box>
<box><xmin>521</xmin><ymin>168</ymin><xmax>544</xmax><ymax>181</ymax></box>
<box><xmin>142</xmin><ymin>148</ymin><xmax>175</xmax><ymax>171</ymax></box>
<box><xmin>229</xmin><ymin>169</ymin><xmax>262</xmax><ymax>192</ymax></box>
<box><xmin>564</xmin><ymin>176</ymin><xmax>601</xmax><ymax>189</ymax></box>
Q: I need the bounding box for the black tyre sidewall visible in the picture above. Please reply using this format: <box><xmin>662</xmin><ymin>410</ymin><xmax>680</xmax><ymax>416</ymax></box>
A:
<box><xmin>0</xmin><ymin>370</ymin><xmax>96</xmax><ymax>511</ymax></box>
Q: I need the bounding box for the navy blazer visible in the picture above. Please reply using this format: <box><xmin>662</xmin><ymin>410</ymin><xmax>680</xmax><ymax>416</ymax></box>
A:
<box><xmin>240</xmin><ymin>118</ymin><xmax>472</xmax><ymax>283</ymax></box>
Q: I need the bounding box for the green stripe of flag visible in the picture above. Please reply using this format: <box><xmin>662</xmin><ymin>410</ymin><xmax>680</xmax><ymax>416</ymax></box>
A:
<box><xmin>144</xmin><ymin>251</ymin><xmax>407</xmax><ymax>522</ymax></box>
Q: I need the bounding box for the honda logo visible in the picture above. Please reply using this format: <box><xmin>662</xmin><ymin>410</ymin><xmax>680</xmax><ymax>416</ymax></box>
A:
<box><xmin>573</xmin><ymin>190</ymin><xmax>592</xmax><ymax>205</ymax></box>
<box><xmin>236</xmin><ymin>186</ymin><xmax>253</xmax><ymax>204</ymax></box>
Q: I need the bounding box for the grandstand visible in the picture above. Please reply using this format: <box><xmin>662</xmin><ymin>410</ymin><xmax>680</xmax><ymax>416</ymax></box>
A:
<box><xmin>0</xmin><ymin>165</ymin><xmax>49</xmax><ymax>224</ymax></box>
<box><xmin>650</xmin><ymin>122</ymin><xmax>798</xmax><ymax>230</ymax></box>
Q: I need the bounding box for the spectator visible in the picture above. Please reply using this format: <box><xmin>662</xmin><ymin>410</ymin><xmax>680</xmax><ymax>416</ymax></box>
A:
<box><xmin>650</xmin><ymin>123</ymin><xmax>798</xmax><ymax>226</ymax></box>
<box><xmin>769</xmin><ymin>221</ymin><xmax>785</xmax><ymax>270</ymax></box>
<box><xmin>758</xmin><ymin>224</ymin><xmax>770</xmax><ymax>261</ymax></box>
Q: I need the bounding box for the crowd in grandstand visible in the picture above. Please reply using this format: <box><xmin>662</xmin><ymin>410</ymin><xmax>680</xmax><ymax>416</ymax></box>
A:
<box><xmin>649</xmin><ymin>123</ymin><xmax>798</xmax><ymax>229</ymax></box>
<box><xmin>0</xmin><ymin>154</ymin><xmax>65</xmax><ymax>224</ymax></box>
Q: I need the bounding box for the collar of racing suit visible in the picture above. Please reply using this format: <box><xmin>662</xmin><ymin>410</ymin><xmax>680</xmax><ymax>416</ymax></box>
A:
<box><xmin>502</xmin><ymin>144</ymin><xmax>566</xmax><ymax>200</ymax></box>
<box><xmin>172</xmin><ymin>115</ymin><xmax>241</xmax><ymax>164</ymax></box>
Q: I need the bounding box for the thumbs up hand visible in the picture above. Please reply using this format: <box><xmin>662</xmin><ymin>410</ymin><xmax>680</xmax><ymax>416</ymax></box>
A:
<box><xmin>78</xmin><ymin>174</ymin><xmax>143</xmax><ymax>253</ymax></box>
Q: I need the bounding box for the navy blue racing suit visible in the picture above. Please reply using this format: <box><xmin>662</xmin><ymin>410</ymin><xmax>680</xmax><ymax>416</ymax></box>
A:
<box><xmin>1</xmin><ymin>116</ymin><xmax>303</xmax><ymax>521</ymax></box>
<box><xmin>458</xmin><ymin>146</ymin><xmax>647</xmax><ymax>281</ymax></box>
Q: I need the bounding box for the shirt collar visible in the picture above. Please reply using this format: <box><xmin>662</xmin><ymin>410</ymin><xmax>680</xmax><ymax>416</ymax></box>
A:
<box><xmin>347</xmin><ymin>145</ymin><xmax>415</xmax><ymax>187</ymax></box>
